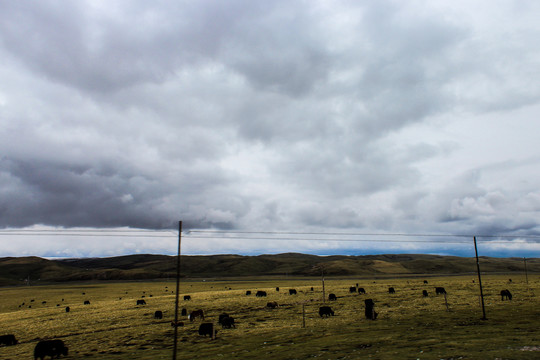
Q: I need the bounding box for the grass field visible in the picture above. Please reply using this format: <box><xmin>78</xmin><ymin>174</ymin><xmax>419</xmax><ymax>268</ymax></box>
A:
<box><xmin>0</xmin><ymin>274</ymin><xmax>538</xmax><ymax>359</ymax></box>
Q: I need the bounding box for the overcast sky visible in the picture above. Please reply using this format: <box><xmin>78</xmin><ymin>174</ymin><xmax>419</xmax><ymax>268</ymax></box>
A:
<box><xmin>1</xmin><ymin>0</ymin><xmax>540</xmax><ymax>258</ymax></box>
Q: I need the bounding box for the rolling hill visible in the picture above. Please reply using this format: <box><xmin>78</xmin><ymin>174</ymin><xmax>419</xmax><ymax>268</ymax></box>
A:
<box><xmin>0</xmin><ymin>253</ymin><xmax>538</xmax><ymax>286</ymax></box>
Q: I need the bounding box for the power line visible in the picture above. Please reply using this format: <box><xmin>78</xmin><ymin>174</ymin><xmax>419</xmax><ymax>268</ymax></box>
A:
<box><xmin>0</xmin><ymin>229</ymin><xmax>177</xmax><ymax>237</ymax></box>
<box><xmin>188</xmin><ymin>229</ymin><xmax>540</xmax><ymax>239</ymax></box>
<box><xmin>184</xmin><ymin>235</ymin><xmax>472</xmax><ymax>244</ymax></box>
<box><xmin>0</xmin><ymin>229</ymin><xmax>175</xmax><ymax>234</ymax></box>
<box><xmin>1</xmin><ymin>228</ymin><xmax>539</xmax><ymax>244</ymax></box>
<box><xmin>0</xmin><ymin>233</ymin><xmax>175</xmax><ymax>238</ymax></box>
<box><xmin>183</xmin><ymin>234</ymin><xmax>539</xmax><ymax>244</ymax></box>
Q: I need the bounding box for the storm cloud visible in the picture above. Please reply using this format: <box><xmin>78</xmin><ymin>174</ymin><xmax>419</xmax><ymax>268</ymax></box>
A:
<box><xmin>1</xmin><ymin>0</ymin><xmax>540</xmax><ymax>257</ymax></box>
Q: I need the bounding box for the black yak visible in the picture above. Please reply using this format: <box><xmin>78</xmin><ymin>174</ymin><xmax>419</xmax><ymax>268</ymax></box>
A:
<box><xmin>500</xmin><ymin>289</ymin><xmax>512</xmax><ymax>300</ymax></box>
<box><xmin>0</xmin><ymin>334</ymin><xmax>18</xmax><ymax>346</ymax></box>
<box><xmin>34</xmin><ymin>340</ymin><xmax>68</xmax><ymax>360</ymax></box>
<box><xmin>319</xmin><ymin>306</ymin><xmax>334</xmax><ymax>317</ymax></box>
<box><xmin>365</xmin><ymin>299</ymin><xmax>378</xmax><ymax>320</ymax></box>
<box><xmin>198</xmin><ymin>323</ymin><xmax>217</xmax><ymax>338</ymax></box>
<box><xmin>435</xmin><ymin>287</ymin><xmax>446</xmax><ymax>295</ymax></box>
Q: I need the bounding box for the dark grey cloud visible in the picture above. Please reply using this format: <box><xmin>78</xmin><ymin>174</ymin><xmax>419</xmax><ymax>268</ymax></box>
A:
<box><xmin>0</xmin><ymin>154</ymin><xmax>242</xmax><ymax>230</ymax></box>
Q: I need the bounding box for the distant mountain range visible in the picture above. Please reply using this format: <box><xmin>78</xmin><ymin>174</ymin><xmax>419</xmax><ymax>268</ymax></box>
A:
<box><xmin>0</xmin><ymin>253</ymin><xmax>537</xmax><ymax>286</ymax></box>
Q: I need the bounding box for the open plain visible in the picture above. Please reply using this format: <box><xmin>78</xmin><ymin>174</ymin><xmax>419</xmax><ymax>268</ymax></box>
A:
<box><xmin>0</xmin><ymin>274</ymin><xmax>539</xmax><ymax>359</ymax></box>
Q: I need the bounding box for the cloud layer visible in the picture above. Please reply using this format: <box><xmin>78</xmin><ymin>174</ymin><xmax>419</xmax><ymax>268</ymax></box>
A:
<box><xmin>1</xmin><ymin>1</ymin><xmax>540</xmax><ymax>257</ymax></box>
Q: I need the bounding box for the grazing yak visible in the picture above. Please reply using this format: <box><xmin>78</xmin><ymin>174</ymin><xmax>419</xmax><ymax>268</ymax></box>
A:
<box><xmin>221</xmin><ymin>316</ymin><xmax>235</xmax><ymax>329</ymax></box>
<box><xmin>364</xmin><ymin>299</ymin><xmax>378</xmax><ymax>320</ymax></box>
<box><xmin>0</xmin><ymin>334</ymin><xmax>18</xmax><ymax>346</ymax></box>
<box><xmin>83</xmin><ymin>300</ymin><xmax>90</xmax><ymax>305</ymax></box>
<box><xmin>266</xmin><ymin>301</ymin><xmax>279</xmax><ymax>309</ymax></box>
<box><xmin>328</xmin><ymin>293</ymin><xmax>337</xmax><ymax>301</ymax></box>
<box><xmin>424</xmin><ymin>280</ymin><xmax>428</xmax><ymax>284</ymax></box>
<box><xmin>289</xmin><ymin>289</ymin><xmax>297</xmax><ymax>295</ymax></box>
<box><xmin>218</xmin><ymin>313</ymin><xmax>229</xmax><ymax>323</ymax></box>
<box><xmin>435</xmin><ymin>287</ymin><xmax>447</xmax><ymax>295</ymax></box>
<box><xmin>198</xmin><ymin>323</ymin><xmax>217</xmax><ymax>338</ymax></box>
<box><xmin>183</xmin><ymin>295</ymin><xmax>191</xmax><ymax>301</ymax></box>
<box><xmin>256</xmin><ymin>291</ymin><xmax>267</xmax><ymax>297</ymax></box>
<box><xmin>422</xmin><ymin>290</ymin><xmax>429</xmax><ymax>297</ymax></box>
<box><xmin>34</xmin><ymin>339</ymin><xmax>68</xmax><ymax>360</ymax></box>
<box><xmin>246</xmin><ymin>290</ymin><xmax>252</xmax><ymax>296</ymax></box>
<box><xmin>219</xmin><ymin>314</ymin><xmax>235</xmax><ymax>329</ymax></box>
<box><xmin>501</xmin><ymin>289</ymin><xmax>512</xmax><ymax>300</ymax></box>
<box><xmin>154</xmin><ymin>311</ymin><xmax>163</xmax><ymax>319</ymax></box>
<box><xmin>388</xmin><ymin>287</ymin><xmax>395</xmax><ymax>294</ymax></box>
<box><xmin>319</xmin><ymin>306</ymin><xmax>334</xmax><ymax>317</ymax></box>
<box><xmin>181</xmin><ymin>308</ymin><xmax>187</xmax><ymax>316</ymax></box>
<box><xmin>358</xmin><ymin>288</ymin><xmax>366</xmax><ymax>294</ymax></box>
<box><xmin>189</xmin><ymin>309</ymin><xmax>205</xmax><ymax>322</ymax></box>
<box><xmin>136</xmin><ymin>299</ymin><xmax>146</xmax><ymax>305</ymax></box>
<box><xmin>349</xmin><ymin>286</ymin><xmax>357</xmax><ymax>293</ymax></box>
<box><xmin>65</xmin><ymin>306</ymin><xmax>70</xmax><ymax>313</ymax></box>
<box><xmin>276</xmin><ymin>287</ymin><xmax>280</xmax><ymax>292</ymax></box>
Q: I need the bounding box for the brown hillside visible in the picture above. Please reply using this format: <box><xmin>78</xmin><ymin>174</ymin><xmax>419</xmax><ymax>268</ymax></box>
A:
<box><xmin>0</xmin><ymin>253</ymin><xmax>538</xmax><ymax>286</ymax></box>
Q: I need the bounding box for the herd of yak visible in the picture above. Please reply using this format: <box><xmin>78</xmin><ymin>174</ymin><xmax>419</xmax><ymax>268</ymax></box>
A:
<box><xmin>0</xmin><ymin>281</ymin><xmax>515</xmax><ymax>358</ymax></box>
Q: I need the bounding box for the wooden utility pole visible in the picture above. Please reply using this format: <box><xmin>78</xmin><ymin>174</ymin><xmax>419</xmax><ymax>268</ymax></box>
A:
<box><xmin>473</xmin><ymin>236</ymin><xmax>487</xmax><ymax>320</ymax></box>
<box><xmin>524</xmin><ymin>257</ymin><xmax>529</xmax><ymax>289</ymax></box>
<box><xmin>173</xmin><ymin>221</ymin><xmax>182</xmax><ymax>360</ymax></box>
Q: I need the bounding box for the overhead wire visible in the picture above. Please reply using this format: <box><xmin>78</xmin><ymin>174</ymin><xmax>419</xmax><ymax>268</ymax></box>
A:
<box><xmin>188</xmin><ymin>229</ymin><xmax>540</xmax><ymax>239</ymax></box>
<box><xmin>0</xmin><ymin>229</ymin><xmax>177</xmax><ymax>237</ymax></box>
<box><xmin>0</xmin><ymin>228</ymin><xmax>539</xmax><ymax>244</ymax></box>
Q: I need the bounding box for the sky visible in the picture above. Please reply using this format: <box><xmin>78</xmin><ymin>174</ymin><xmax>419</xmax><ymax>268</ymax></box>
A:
<box><xmin>1</xmin><ymin>0</ymin><xmax>540</xmax><ymax>258</ymax></box>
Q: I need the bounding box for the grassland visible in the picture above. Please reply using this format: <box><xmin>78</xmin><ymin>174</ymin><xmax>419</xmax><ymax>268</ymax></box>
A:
<box><xmin>0</xmin><ymin>274</ymin><xmax>539</xmax><ymax>359</ymax></box>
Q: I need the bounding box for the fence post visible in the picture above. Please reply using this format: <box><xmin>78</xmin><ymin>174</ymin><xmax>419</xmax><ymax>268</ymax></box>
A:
<box><xmin>322</xmin><ymin>267</ymin><xmax>326</xmax><ymax>304</ymax></box>
<box><xmin>302</xmin><ymin>304</ymin><xmax>306</xmax><ymax>328</ymax></box>
<box><xmin>473</xmin><ymin>236</ymin><xmax>487</xmax><ymax>320</ymax></box>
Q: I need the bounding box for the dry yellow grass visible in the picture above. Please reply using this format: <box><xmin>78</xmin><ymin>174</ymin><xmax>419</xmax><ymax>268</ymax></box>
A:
<box><xmin>0</xmin><ymin>274</ymin><xmax>538</xmax><ymax>359</ymax></box>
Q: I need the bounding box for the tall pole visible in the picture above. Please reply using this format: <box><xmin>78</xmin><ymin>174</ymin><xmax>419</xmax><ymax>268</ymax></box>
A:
<box><xmin>524</xmin><ymin>257</ymin><xmax>529</xmax><ymax>290</ymax></box>
<box><xmin>473</xmin><ymin>236</ymin><xmax>487</xmax><ymax>320</ymax></box>
<box><xmin>173</xmin><ymin>221</ymin><xmax>182</xmax><ymax>360</ymax></box>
